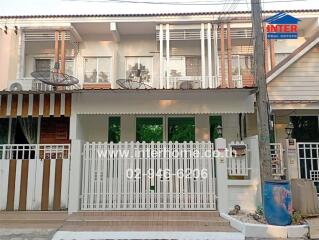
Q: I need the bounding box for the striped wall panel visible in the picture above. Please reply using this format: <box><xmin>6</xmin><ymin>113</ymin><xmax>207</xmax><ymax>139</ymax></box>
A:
<box><xmin>0</xmin><ymin>146</ymin><xmax>71</xmax><ymax>211</ymax></box>
<box><xmin>0</xmin><ymin>93</ymin><xmax>71</xmax><ymax>118</ymax></box>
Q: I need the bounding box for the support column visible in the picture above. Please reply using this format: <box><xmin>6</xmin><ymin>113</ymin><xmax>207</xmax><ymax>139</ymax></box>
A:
<box><xmin>207</xmin><ymin>23</ymin><xmax>213</xmax><ymax>88</ymax></box>
<box><xmin>68</xmin><ymin>139</ymin><xmax>83</xmax><ymax>214</ymax></box>
<box><xmin>201</xmin><ymin>23</ymin><xmax>206</xmax><ymax>88</ymax></box>
<box><xmin>283</xmin><ymin>138</ymin><xmax>299</xmax><ymax>179</ymax></box>
<box><xmin>60</xmin><ymin>31</ymin><xmax>66</xmax><ymax>74</ymax></box>
<box><xmin>159</xmin><ymin>24</ymin><xmax>164</xmax><ymax>89</ymax></box>
<box><xmin>227</xmin><ymin>23</ymin><xmax>232</xmax><ymax>88</ymax></box>
<box><xmin>215</xmin><ymin>137</ymin><xmax>228</xmax><ymax>213</ymax></box>
<box><xmin>16</xmin><ymin>30</ymin><xmax>25</xmax><ymax>79</ymax></box>
<box><xmin>195</xmin><ymin>114</ymin><xmax>210</xmax><ymax>141</ymax></box>
<box><xmin>121</xmin><ymin>115</ymin><xmax>136</xmax><ymax>142</ymax></box>
<box><xmin>166</xmin><ymin>24</ymin><xmax>170</xmax><ymax>89</ymax></box>
<box><xmin>245</xmin><ymin>135</ymin><xmax>262</xmax><ymax>207</ymax></box>
<box><xmin>213</xmin><ymin>24</ymin><xmax>219</xmax><ymax>88</ymax></box>
<box><xmin>220</xmin><ymin>24</ymin><xmax>226</xmax><ymax>88</ymax></box>
<box><xmin>54</xmin><ymin>31</ymin><xmax>60</xmax><ymax>71</ymax></box>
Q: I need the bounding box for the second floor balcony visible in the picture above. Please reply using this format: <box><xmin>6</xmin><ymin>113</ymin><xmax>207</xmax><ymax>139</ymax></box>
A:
<box><xmin>7</xmin><ymin>22</ymin><xmax>256</xmax><ymax>92</ymax></box>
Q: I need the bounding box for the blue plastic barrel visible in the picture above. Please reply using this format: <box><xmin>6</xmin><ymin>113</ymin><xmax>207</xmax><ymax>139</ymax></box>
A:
<box><xmin>263</xmin><ymin>180</ymin><xmax>292</xmax><ymax>226</ymax></box>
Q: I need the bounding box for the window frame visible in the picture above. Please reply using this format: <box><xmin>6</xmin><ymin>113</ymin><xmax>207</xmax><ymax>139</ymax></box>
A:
<box><xmin>125</xmin><ymin>56</ymin><xmax>154</xmax><ymax>86</ymax></box>
<box><xmin>83</xmin><ymin>57</ymin><xmax>112</xmax><ymax>84</ymax></box>
<box><xmin>33</xmin><ymin>57</ymin><xmax>75</xmax><ymax>75</ymax></box>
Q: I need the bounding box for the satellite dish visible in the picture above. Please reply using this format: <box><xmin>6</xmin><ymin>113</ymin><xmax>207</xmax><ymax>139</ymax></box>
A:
<box><xmin>9</xmin><ymin>82</ymin><xmax>23</xmax><ymax>91</ymax></box>
<box><xmin>31</xmin><ymin>70</ymin><xmax>79</xmax><ymax>90</ymax></box>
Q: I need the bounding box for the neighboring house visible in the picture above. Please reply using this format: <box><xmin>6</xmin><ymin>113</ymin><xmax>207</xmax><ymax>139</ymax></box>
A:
<box><xmin>267</xmin><ymin>29</ymin><xmax>319</xmax><ymax>184</ymax></box>
<box><xmin>0</xmin><ymin>10</ymin><xmax>318</xmax><ymax>215</ymax></box>
<box><xmin>267</xmin><ymin>30</ymin><xmax>319</xmax><ymax>143</ymax></box>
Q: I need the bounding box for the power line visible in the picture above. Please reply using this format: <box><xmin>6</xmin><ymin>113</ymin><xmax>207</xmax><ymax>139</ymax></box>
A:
<box><xmin>62</xmin><ymin>0</ymin><xmax>311</xmax><ymax>6</ymax></box>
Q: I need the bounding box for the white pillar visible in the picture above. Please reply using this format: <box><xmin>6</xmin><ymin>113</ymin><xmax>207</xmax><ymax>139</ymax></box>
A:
<box><xmin>213</xmin><ymin>24</ymin><xmax>219</xmax><ymax>88</ymax></box>
<box><xmin>166</xmin><ymin>24</ymin><xmax>170</xmax><ymax>89</ymax></box>
<box><xmin>215</xmin><ymin>137</ymin><xmax>228</xmax><ymax>213</ymax></box>
<box><xmin>200</xmin><ymin>23</ymin><xmax>206</xmax><ymax>88</ymax></box>
<box><xmin>159</xmin><ymin>24</ymin><xmax>164</xmax><ymax>89</ymax></box>
<box><xmin>16</xmin><ymin>30</ymin><xmax>25</xmax><ymax>79</ymax></box>
<box><xmin>207</xmin><ymin>23</ymin><xmax>213</xmax><ymax>88</ymax></box>
<box><xmin>283</xmin><ymin>138</ymin><xmax>299</xmax><ymax>179</ymax></box>
<box><xmin>68</xmin><ymin>139</ymin><xmax>84</xmax><ymax>214</ymax></box>
<box><xmin>195</xmin><ymin>114</ymin><xmax>210</xmax><ymax>141</ymax></box>
<box><xmin>121</xmin><ymin>115</ymin><xmax>136</xmax><ymax>141</ymax></box>
<box><xmin>244</xmin><ymin>135</ymin><xmax>262</xmax><ymax>207</ymax></box>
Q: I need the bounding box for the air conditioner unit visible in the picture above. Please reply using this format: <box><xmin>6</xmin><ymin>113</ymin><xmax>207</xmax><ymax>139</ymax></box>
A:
<box><xmin>7</xmin><ymin>79</ymin><xmax>34</xmax><ymax>91</ymax></box>
<box><xmin>177</xmin><ymin>80</ymin><xmax>201</xmax><ymax>89</ymax></box>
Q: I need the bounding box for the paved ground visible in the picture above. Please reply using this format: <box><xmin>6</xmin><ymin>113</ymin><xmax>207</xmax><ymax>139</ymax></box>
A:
<box><xmin>0</xmin><ymin>232</ymin><xmax>309</xmax><ymax>240</ymax></box>
<box><xmin>0</xmin><ymin>229</ymin><xmax>57</xmax><ymax>240</ymax></box>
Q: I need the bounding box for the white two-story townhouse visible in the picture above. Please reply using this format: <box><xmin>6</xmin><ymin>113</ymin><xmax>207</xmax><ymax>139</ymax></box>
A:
<box><xmin>0</xmin><ymin>10</ymin><xmax>318</xmax><ymax>218</ymax></box>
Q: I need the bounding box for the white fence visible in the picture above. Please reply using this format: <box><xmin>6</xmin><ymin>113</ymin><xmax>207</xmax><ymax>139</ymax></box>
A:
<box><xmin>227</xmin><ymin>141</ymin><xmax>250</xmax><ymax>177</ymax></box>
<box><xmin>81</xmin><ymin>141</ymin><xmax>216</xmax><ymax>210</ymax></box>
<box><xmin>0</xmin><ymin>144</ymin><xmax>71</xmax><ymax>211</ymax></box>
<box><xmin>298</xmin><ymin>142</ymin><xmax>319</xmax><ymax>180</ymax></box>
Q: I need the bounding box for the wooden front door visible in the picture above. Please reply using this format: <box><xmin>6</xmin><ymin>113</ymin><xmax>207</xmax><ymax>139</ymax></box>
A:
<box><xmin>39</xmin><ymin>117</ymin><xmax>70</xmax><ymax>211</ymax></box>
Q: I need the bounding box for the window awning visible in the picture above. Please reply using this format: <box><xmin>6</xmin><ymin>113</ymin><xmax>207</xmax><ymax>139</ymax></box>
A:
<box><xmin>0</xmin><ymin>93</ymin><xmax>71</xmax><ymax>118</ymax></box>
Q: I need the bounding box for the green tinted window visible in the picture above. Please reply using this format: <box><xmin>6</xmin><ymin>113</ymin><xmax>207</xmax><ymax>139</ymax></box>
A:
<box><xmin>136</xmin><ymin>117</ymin><xmax>163</xmax><ymax>143</ymax></box>
<box><xmin>108</xmin><ymin>117</ymin><xmax>121</xmax><ymax>143</ymax></box>
<box><xmin>210</xmin><ymin>116</ymin><xmax>222</xmax><ymax>142</ymax></box>
<box><xmin>168</xmin><ymin>117</ymin><xmax>195</xmax><ymax>142</ymax></box>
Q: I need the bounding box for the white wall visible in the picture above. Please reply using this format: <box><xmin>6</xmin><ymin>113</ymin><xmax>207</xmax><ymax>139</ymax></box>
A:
<box><xmin>77</xmin><ymin>114</ymin><xmax>108</xmax><ymax>142</ymax></box>
<box><xmin>227</xmin><ymin>136</ymin><xmax>262</xmax><ymax>212</ymax></box>
<box><xmin>0</xmin><ymin>30</ymin><xmax>18</xmax><ymax>89</ymax></box>
<box><xmin>222</xmin><ymin>114</ymin><xmax>240</xmax><ymax>142</ymax></box>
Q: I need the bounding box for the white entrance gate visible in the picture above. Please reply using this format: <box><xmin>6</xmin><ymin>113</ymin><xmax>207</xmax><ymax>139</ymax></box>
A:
<box><xmin>297</xmin><ymin>142</ymin><xmax>319</xmax><ymax>189</ymax></box>
<box><xmin>81</xmin><ymin>141</ymin><xmax>216</xmax><ymax>210</ymax></box>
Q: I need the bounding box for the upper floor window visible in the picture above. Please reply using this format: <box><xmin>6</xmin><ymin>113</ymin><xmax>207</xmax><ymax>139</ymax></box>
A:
<box><xmin>169</xmin><ymin>56</ymin><xmax>201</xmax><ymax>77</ymax></box>
<box><xmin>35</xmin><ymin>58</ymin><xmax>74</xmax><ymax>76</ymax></box>
<box><xmin>125</xmin><ymin>57</ymin><xmax>153</xmax><ymax>85</ymax></box>
<box><xmin>84</xmin><ymin>57</ymin><xmax>111</xmax><ymax>83</ymax></box>
<box><xmin>219</xmin><ymin>55</ymin><xmax>253</xmax><ymax>77</ymax></box>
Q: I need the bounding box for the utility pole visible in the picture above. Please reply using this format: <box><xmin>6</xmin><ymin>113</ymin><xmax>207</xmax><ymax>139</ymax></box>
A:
<box><xmin>251</xmin><ymin>0</ymin><xmax>272</xmax><ymax>183</ymax></box>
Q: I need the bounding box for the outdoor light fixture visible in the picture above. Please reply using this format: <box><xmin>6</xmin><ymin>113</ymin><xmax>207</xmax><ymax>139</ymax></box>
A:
<box><xmin>14</xmin><ymin>26</ymin><xmax>18</xmax><ymax>35</ymax></box>
<box><xmin>285</xmin><ymin>121</ymin><xmax>294</xmax><ymax>139</ymax></box>
<box><xmin>216</xmin><ymin>125</ymin><xmax>223</xmax><ymax>138</ymax></box>
<box><xmin>4</xmin><ymin>25</ymin><xmax>8</xmax><ymax>34</ymax></box>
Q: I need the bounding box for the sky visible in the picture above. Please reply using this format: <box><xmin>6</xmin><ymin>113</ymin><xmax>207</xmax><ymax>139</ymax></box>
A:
<box><xmin>0</xmin><ymin>0</ymin><xmax>318</xmax><ymax>16</ymax></box>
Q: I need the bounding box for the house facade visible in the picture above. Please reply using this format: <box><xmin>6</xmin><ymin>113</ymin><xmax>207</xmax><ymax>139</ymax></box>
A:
<box><xmin>0</xmin><ymin>10</ymin><xmax>318</xmax><ymax>214</ymax></box>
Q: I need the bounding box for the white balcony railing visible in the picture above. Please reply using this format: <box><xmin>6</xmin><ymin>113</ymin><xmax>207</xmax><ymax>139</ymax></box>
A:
<box><xmin>167</xmin><ymin>75</ymin><xmax>242</xmax><ymax>89</ymax></box>
<box><xmin>7</xmin><ymin>74</ymin><xmax>244</xmax><ymax>92</ymax></box>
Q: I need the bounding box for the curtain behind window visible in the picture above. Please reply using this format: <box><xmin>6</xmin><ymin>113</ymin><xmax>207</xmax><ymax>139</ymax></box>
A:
<box><xmin>0</xmin><ymin>119</ymin><xmax>9</xmax><ymax>144</ymax></box>
<box><xmin>18</xmin><ymin>117</ymin><xmax>38</xmax><ymax>144</ymax></box>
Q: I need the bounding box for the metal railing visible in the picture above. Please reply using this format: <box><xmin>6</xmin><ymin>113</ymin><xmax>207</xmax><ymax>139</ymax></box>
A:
<box><xmin>270</xmin><ymin>143</ymin><xmax>285</xmax><ymax>177</ymax></box>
